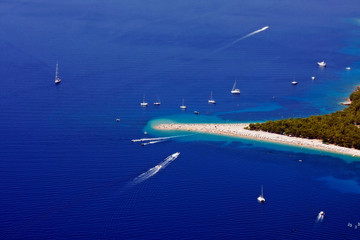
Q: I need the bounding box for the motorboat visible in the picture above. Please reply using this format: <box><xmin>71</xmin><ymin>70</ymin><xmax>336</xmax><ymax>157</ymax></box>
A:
<box><xmin>317</xmin><ymin>61</ymin><xmax>326</xmax><ymax>67</ymax></box>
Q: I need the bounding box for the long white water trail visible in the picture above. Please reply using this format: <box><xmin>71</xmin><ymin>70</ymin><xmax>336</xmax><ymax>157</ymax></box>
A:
<box><xmin>131</xmin><ymin>134</ymin><xmax>194</xmax><ymax>142</ymax></box>
<box><xmin>141</xmin><ymin>140</ymin><xmax>166</xmax><ymax>146</ymax></box>
<box><xmin>211</xmin><ymin>26</ymin><xmax>269</xmax><ymax>54</ymax></box>
<box><xmin>129</xmin><ymin>152</ymin><xmax>180</xmax><ymax>186</ymax></box>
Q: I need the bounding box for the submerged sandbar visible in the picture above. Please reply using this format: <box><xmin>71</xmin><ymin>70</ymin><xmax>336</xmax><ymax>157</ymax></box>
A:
<box><xmin>154</xmin><ymin>123</ymin><xmax>360</xmax><ymax>158</ymax></box>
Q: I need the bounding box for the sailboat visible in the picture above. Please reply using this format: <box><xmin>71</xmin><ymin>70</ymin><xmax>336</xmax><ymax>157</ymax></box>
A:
<box><xmin>257</xmin><ymin>185</ymin><xmax>265</xmax><ymax>203</ymax></box>
<box><xmin>208</xmin><ymin>91</ymin><xmax>216</xmax><ymax>104</ymax></box>
<box><xmin>231</xmin><ymin>80</ymin><xmax>240</xmax><ymax>94</ymax></box>
<box><xmin>180</xmin><ymin>98</ymin><xmax>187</xmax><ymax>109</ymax></box>
<box><xmin>140</xmin><ymin>95</ymin><xmax>148</xmax><ymax>107</ymax></box>
<box><xmin>54</xmin><ymin>61</ymin><xmax>61</xmax><ymax>84</ymax></box>
<box><xmin>154</xmin><ymin>96</ymin><xmax>161</xmax><ymax>106</ymax></box>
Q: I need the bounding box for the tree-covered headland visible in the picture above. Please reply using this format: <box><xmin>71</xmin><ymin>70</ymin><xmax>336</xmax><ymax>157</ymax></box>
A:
<box><xmin>247</xmin><ymin>87</ymin><xmax>360</xmax><ymax>149</ymax></box>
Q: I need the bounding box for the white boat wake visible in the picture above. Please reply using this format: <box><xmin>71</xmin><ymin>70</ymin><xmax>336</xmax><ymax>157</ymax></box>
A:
<box><xmin>315</xmin><ymin>211</ymin><xmax>325</xmax><ymax>223</ymax></box>
<box><xmin>212</xmin><ymin>26</ymin><xmax>269</xmax><ymax>54</ymax></box>
<box><xmin>141</xmin><ymin>140</ymin><xmax>166</xmax><ymax>146</ymax></box>
<box><xmin>131</xmin><ymin>134</ymin><xmax>192</xmax><ymax>143</ymax></box>
<box><xmin>130</xmin><ymin>152</ymin><xmax>180</xmax><ymax>185</ymax></box>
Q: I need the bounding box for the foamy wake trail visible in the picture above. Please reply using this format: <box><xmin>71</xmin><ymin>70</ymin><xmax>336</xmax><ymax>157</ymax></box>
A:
<box><xmin>132</xmin><ymin>166</ymin><xmax>161</xmax><ymax>185</ymax></box>
<box><xmin>129</xmin><ymin>152</ymin><xmax>180</xmax><ymax>186</ymax></box>
<box><xmin>141</xmin><ymin>140</ymin><xmax>166</xmax><ymax>146</ymax></box>
<box><xmin>131</xmin><ymin>134</ymin><xmax>192</xmax><ymax>142</ymax></box>
<box><xmin>211</xmin><ymin>26</ymin><xmax>269</xmax><ymax>54</ymax></box>
<box><xmin>315</xmin><ymin>214</ymin><xmax>324</xmax><ymax>223</ymax></box>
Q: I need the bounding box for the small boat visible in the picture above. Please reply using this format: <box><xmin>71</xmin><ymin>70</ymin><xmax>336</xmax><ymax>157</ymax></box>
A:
<box><xmin>208</xmin><ymin>91</ymin><xmax>216</xmax><ymax>104</ymax></box>
<box><xmin>54</xmin><ymin>61</ymin><xmax>61</xmax><ymax>84</ymax></box>
<box><xmin>317</xmin><ymin>61</ymin><xmax>326</xmax><ymax>67</ymax></box>
<box><xmin>156</xmin><ymin>164</ymin><xmax>162</xmax><ymax>169</ymax></box>
<box><xmin>154</xmin><ymin>96</ymin><xmax>161</xmax><ymax>106</ymax></box>
<box><xmin>292</xmin><ymin>81</ymin><xmax>298</xmax><ymax>85</ymax></box>
<box><xmin>319</xmin><ymin>211</ymin><xmax>325</xmax><ymax>216</ymax></box>
<box><xmin>231</xmin><ymin>80</ymin><xmax>241</xmax><ymax>94</ymax></box>
<box><xmin>194</xmin><ymin>111</ymin><xmax>199</xmax><ymax>114</ymax></box>
<box><xmin>257</xmin><ymin>185</ymin><xmax>266</xmax><ymax>203</ymax></box>
<box><xmin>346</xmin><ymin>67</ymin><xmax>351</xmax><ymax>70</ymax></box>
<box><xmin>140</xmin><ymin>95</ymin><xmax>148</xmax><ymax>107</ymax></box>
<box><xmin>180</xmin><ymin>98</ymin><xmax>187</xmax><ymax>109</ymax></box>
<box><xmin>116</xmin><ymin>118</ymin><xmax>120</xmax><ymax>122</ymax></box>
<box><xmin>311</xmin><ymin>76</ymin><xmax>315</xmax><ymax>80</ymax></box>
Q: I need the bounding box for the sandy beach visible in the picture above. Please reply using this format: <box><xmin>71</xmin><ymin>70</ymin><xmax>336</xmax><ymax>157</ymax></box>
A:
<box><xmin>154</xmin><ymin>123</ymin><xmax>360</xmax><ymax>158</ymax></box>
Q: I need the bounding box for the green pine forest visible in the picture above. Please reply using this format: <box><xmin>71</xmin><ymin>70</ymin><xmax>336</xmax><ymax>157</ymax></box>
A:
<box><xmin>247</xmin><ymin>87</ymin><xmax>360</xmax><ymax>149</ymax></box>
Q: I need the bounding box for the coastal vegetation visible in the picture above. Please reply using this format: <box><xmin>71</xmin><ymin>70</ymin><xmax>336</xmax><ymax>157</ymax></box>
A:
<box><xmin>248</xmin><ymin>87</ymin><xmax>360</xmax><ymax>149</ymax></box>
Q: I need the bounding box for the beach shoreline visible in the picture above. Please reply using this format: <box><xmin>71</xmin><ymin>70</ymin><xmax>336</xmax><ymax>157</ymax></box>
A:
<box><xmin>154</xmin><ymin>123</ymin><xmax>360</xmax><ymax>158</ymax></box>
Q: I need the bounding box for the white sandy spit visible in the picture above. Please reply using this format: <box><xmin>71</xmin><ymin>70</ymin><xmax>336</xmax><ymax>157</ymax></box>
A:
<box><xmin>154</xmin><ymin>123</ymin><xmax>360</xmax><ymax>158</ymax></box>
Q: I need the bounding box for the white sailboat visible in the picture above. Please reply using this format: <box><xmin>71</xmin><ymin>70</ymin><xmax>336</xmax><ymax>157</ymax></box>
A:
<box><xmin>257</xmin><ymin>185</ymin><xmax>265</xmax><ymax>203</ymax></box>
<box><xmin>208</xmin><ymin>91</ymin><xmax>216</xmax><ymax>104</ymax></box>
<box><xmin>154</xmin><ymin>96</ymin><xmax>161</xmax><ymax>106</ymax></box>
<box><xmin>180</xmin><ymin>98</ymin><xmax>187</xmax><ymax>109</ymax></box>
<box><xmin>54</xmin><ymin>61</ymin><xmax>61</xmax><ymax>84</ymax></box>
<box><xmin>231</xmin><ymin>80</ymin><xmax>240</xmax><ymax>94</ymax></box>
<box><xmin>140</xmin><ymin>95</ymin><xmax>148</xmax><ymax>107</ymax></box>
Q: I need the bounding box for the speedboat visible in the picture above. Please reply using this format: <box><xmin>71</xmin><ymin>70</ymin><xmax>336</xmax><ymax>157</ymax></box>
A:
<box><xmin>319</xmin><ymin>211</ymin><xmax>325</xmax><ymax>216</ymax></box>
<box><xmin>346</xmin><ymin>67</ymin><xmax>351</xmax><ymax>70</ymax></box>
<box><xmin>194</xmin><ymin>111</ymin><xmax>199</xmax><ymax>114</ymax></box>
<box><xmin>292</xmin><ymin>81</ymin><xmax>298</xmax><ymax>85</ymax></box>
<box><xmin>317</xmin><ymin>61</ymin><xmax>326</xmax><ymax>67</ymax></box>
<box><xmin>311</xmin><ymin>76</ymin><xmax>315</xmax><ymax>80</ymax></box>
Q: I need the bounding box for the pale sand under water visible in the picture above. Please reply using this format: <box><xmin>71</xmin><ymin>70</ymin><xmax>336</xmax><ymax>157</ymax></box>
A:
<box><xmin>154</xmin><ymin>123</ymin><xmax>360</xmax><ymax>158</ymax></box>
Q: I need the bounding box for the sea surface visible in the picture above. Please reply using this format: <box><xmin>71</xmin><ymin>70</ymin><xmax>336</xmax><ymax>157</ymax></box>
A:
<box><xmin>1</xmin><ymin>0</ymin><xmax>360</xmax><ymax>239</ymax></box>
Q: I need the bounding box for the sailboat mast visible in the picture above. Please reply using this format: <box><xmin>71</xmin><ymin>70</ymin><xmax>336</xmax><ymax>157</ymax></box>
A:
<box><xmin>55</xmin><ymin>62</ymin><xmax>59</xmax><ymax>81</ymax></box>
<box><xmin>261</xmin><ymin>185</ymin><xmax>264</xmax><ymax>197</ymax></box>
<box><xmin>232</xmin><ymin>81</ymin><xmax>236</xmax><ymax>90</ymax></box>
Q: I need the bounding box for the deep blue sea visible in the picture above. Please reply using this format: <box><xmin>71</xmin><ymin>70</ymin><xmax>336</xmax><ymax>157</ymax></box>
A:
<box><xmin>1</xmin><ymin>0</ymin><xmax>360</xmax><ymax>239</ymax></box>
